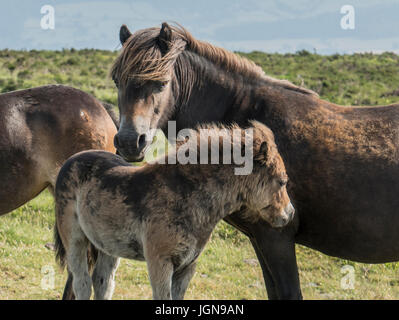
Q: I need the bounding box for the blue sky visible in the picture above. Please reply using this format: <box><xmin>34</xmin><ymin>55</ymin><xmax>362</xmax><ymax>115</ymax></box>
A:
<box><xmin>1</xmin><ymin>0</ymin><xmax>399</xmax><ymax>54</ymax></box>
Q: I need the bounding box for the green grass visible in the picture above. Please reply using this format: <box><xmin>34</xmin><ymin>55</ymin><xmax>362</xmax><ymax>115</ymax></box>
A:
<box><xmin>0</xmin><ymin>49</ymin><xmax>118</xmax><ymax>105</ymax></box>
<box><xmin>1</xmin><ymin>49</ymin><xmax>399</xmax><ymax>299</ymax></box>
<box><xmin>241</xmin><ymin>50</ymin><xmax>399</xmax><ymax>106</ymax></box>
<box><xmin>0</xmin><ymin>191</ymin><xmax>267</xmax><ymax>300</ymax></box>
<box><xmin>1</xmin><ymin>191</ymin><xmax>399</xmax><ymax>299</ymax></box>
<box><xmin>1</xmin><ymin>49</ymin><xmax>399</xmax><ymax>106</ymax></box>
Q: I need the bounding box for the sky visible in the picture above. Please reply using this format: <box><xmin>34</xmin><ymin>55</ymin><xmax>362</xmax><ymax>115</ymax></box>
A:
<box><xmin>1</xmin><ymin>0</ymin><xmax>399</xmax><ymax>54</ymax></box>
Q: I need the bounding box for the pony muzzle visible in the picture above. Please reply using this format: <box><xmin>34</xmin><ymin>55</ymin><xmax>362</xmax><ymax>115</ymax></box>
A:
<box><xmin>114</xmin><ymin>131</ymin><xmax>149</xmax><ymax>162</ymax></box>
<box><xmin>275</xmin><ymin>202</ymin><xmax>295</xmax><ymax>228</ymax></box>
<box><xmin>261</xmin><ymin>202</ymin><xmax>295</xmax><ymax>228</ymax></box>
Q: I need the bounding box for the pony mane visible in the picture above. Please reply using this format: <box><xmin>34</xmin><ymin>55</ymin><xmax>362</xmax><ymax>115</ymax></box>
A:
<box><xmin>110</xmin><ymin>27</ymin><xmax>186</xmax><ymax>85</ymax></box>
<box><xmin>110</xmin><ymin>23</ymin><xmax>318</xmax><ymax>96</ymax></box>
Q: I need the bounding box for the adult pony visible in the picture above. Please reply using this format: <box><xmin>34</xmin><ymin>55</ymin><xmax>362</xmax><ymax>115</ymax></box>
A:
<box><xmin>0</xmin><ymin>84</ymin><xmax>117</xmax><ymax>215</ymax></box>
<box><xmin>110</xmin><ymin>23</ymin><xmax>399</xmax><ymax>299</ymax></box>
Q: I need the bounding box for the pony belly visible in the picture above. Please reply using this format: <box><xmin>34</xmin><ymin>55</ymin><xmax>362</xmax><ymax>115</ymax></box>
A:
<box><xmin>297</xmin><ymin>235</ymin><xmax>399</xmax><ymax>263</ymax></box>
<box><xmin>76</xmin><ymin>193</ymin><xmax>146</xmax><ymax>261</ymax></box>
<box><xmin>98</xmin><ymin>237</ymin><xmax>145</xmax><ymax>262</ymax></box>
<box><xmin>80</xmin><ymin>221</ymin><xmax>146</xmax><ymax>262</ymax></box>
<box><xmin>295</xmin><ymin>206</ymin><xmax>399</xmax><ymax>263</ymax></box>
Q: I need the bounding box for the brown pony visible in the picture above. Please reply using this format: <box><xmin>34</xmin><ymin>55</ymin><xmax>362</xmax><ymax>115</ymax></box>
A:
<box><xmin>54</xmin><ymin>121</ymin><xmax>294</xmax><ymax>299</ymax></box>
<box><xmin>0</xmin><ymin>85</ymin><xmax>117</xmax><ymax>214</ymax></box>
<box><xmin>110</xmin><ymin>22</ymin><xmax>399</xmax><ymax>299</ymax></box>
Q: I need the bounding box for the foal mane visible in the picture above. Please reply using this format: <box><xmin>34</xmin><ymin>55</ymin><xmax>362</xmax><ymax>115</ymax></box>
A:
<box><xmin>110</xmin><ymin>23</ymin><xmax>317</xmax><ymax>96</ymax></box>
<box><xmin>170</xmin><ymin>120</ymin><xmax>284</xmax><ymax>177</ymax></box>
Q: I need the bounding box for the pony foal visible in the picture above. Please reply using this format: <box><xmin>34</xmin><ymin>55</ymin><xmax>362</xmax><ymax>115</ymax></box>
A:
<box><xmin>54</xmin><ymin>121</ymin><xmax>294</xmax><ymax>300</ymax></box>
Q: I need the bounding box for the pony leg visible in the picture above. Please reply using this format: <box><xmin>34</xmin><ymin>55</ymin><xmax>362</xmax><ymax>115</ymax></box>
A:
<box><xmin>224</xmin><ymin>213</ymin><xmax>279</xmax><ymax>299</ymax></box>
<box><xmin>67</xmin><ymin>231</ymin><xmax>92</xmax><ymax>300</ymax></box>
<box><xmin>47</xmin><ymin>185</ymin><xmax>55</xmax><ymax>196</ymax></box>
<box><xmin>249</xmin><ymin>237</ymin><xmax>279</xmax><ymax>300</ymax></box>
<box><xmin>251</xmin><ymin>221</ymin><xmax>302</xmax><ymax>299</ymax></box>
<box><xmin>225</xmin><ymin>211</ymin><xmax>301</xmax><ymax>300</ymax></box>
<box><xmin>171</xmin><ymin>262</ymin><xmax>197</xmax><ymax>300</ymax></box>
<box><xmin>146</xmin><ymin>257</ymin><xmax>174</xmax><ymax>300</ymax></box>
<box><xmin>92</xmin><ymin>252</ymin><xmax>120</xmax><ymax>300</ymax></box>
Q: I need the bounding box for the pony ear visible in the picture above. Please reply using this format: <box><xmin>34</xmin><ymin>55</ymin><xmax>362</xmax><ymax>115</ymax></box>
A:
<box><xmin>158</xmin><ymin>22</ymin><xmax>172</xmax><ymax>54</ymax></box>
<box><xmin>120</xmin><ymin>24</ymin><xmax>132</xmax><ymax>45</ymax></box>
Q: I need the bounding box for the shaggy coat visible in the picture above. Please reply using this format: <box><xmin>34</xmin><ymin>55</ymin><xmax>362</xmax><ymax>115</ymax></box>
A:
<box><xmin>54</xmin><ymin>121</ymin><xmax>294</xmax><ymax>300</ymax></box>
<box><xmin>110</xmin><ymin>22</ymin><xmax>399</xmax><ymax>299</ymax></box>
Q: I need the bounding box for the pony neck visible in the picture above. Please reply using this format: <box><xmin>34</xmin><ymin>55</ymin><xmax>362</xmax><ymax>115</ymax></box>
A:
<box><xmin>171</xmin><ymin>50</ymin><xmax>318</xmax><ymax>132</ymax></box>
<box><xmin>172</xmin><ymin>51</ymin><xmax>263</xmax><ymax>128</ymax></box>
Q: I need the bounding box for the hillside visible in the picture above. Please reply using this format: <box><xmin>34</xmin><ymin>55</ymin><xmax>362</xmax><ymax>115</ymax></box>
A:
<box><xmin>1</xmin><ymin>49</ymin><xmax>399</xmax><ymax>107</ymax></box>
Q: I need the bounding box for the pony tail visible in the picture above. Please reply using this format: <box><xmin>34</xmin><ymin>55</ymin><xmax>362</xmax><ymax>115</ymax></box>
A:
<box><xmin>54</xmin><ymin>204</ymin><xmax>98</xmax><ymax>300</ymax></box>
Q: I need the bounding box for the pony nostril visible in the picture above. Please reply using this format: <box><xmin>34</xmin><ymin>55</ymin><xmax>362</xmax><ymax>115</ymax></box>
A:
<box><xmin>138</xmin><ymin>134</ymin><xmax>147</xmax><ymax>149</ymax></box>
<box><xmin>114</xmin><ymin>135</ymin><xmax>122</xmax><ymax>149</ymax></box>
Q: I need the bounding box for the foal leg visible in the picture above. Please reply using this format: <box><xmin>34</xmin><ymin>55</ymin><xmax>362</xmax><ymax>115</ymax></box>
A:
<box><xmin>67</xmin><ymin>231</ymin><xmax>92</xmax><ymax>300</ymax></box>
<box><xmin>92</xmin><ymin>252</ymin><xmax>120</xmax><ymax>300</ymax></box>
<box><xmin>171</xmin><ymin>262</ymin><xmax>197</xmax><ymax>300</ymax></box>
<box><xmin>146</xmin><ymin>257</ymin><xmax>174</xmax><ymax>300</ymax></box>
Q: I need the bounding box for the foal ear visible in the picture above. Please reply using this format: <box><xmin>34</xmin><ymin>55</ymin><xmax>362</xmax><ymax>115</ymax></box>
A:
<box><xmin>259</xmin><ymin>141</ymin><xmax>269</xmax><ymax>159</ymax></box>
<box><xmin>120</xmin><ymin>24</ymin><xmax>132</xmax><ymax>45</ymax></box>
<box><xmin>158</xmin><ymin>22</ymin><xmax>172</xmax><ymax>54</ymax></box>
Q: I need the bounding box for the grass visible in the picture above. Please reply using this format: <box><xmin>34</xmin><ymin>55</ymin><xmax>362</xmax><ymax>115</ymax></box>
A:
<box><xmin>1</xmin><ymin>191</ymin><xmax>399</xmax><ymax>299</ymax></box>
<box><xmin>0</xmin><ymin>191</ymin><xmax>267</xmax><ymax>300</ymax></box>
<box><xmin>1</xmin><ymin>49</ymin><xmax>399</xmax><ymax>107</ymax></box>
<box><xmin>1</xmin><ymin>49</ymin><xmax>399</xmax><ymax>299</ymax></box>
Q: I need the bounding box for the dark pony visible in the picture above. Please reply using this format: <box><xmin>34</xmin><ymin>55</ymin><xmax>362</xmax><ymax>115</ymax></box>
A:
<box><xmin>110</xmin><ymin>22</ymin><xmax>399</xmax><ymax>299</ymax></box>
<box><xmin>110</xmin><ymin>23</ymin><xmax>315</xmax><ymax>161</ymax></box>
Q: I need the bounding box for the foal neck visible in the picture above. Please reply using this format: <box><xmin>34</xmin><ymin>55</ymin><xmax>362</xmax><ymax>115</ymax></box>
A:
<box><xmin>191</xmin><ymin>164</ymin><xmax>260</xmax><ymax>224</ymax></box>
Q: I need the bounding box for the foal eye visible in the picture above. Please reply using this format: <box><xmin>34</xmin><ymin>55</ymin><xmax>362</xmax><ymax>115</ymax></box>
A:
<box><xmin>278</xmin><ymin>179</ymin><xmax>288</xmax><ymax>187</ymax></box>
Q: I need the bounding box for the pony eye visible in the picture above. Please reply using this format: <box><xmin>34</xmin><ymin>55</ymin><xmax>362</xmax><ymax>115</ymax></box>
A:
<box><xmin>159</xmin><ymin>81</ymin><xmax>168</xmax><ymax>89</ymax></box>
<box><xmin>112</xmin><ymin>76</ymin><xmax>119</xmax><ymax>87</ymax></box>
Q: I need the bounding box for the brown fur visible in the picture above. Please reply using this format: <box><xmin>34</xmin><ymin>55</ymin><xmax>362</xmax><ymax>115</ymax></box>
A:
<box><xmin>110</xmin><ymin>24</ymin><xmax>316</xmax><ymax>96</ymax></box>
<box><xmin>54</xmin><ymin>121</ymin><xmax>294</xmax><ymax>300</ymax></box>
<box><xmin>110</xmin><ymin>22</ymin><xmax>399</xmax><ymax>299</ymax></box>
<box><xmin>0</xmin><ymin>85</ymin><xmax>117</xmax><ymax>215</ymax></box>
